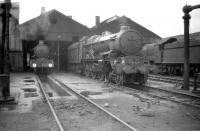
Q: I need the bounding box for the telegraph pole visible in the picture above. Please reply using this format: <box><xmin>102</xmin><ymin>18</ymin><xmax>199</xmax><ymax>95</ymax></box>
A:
<box><xmin>182</xmin><ymin>4</ymin><xmax>200</xmax><ymax>90</ymax></box>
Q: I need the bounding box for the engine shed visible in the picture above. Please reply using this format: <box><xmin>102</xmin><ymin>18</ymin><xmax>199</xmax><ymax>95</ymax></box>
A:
<box><xmin>20</xmin><ymin>9</ymin><xmax>90</xmax><ymax>71</ymax></box>
<box><xmin>91</xmin><ymin>15</ymin><xmax>161</xmax><ymax>44</ymax></box>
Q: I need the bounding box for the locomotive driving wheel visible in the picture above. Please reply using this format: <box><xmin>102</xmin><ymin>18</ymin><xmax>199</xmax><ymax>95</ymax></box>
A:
<box><xmin>137</xmin><ymin>73</ymin><xmax>147</xmax><ymax>85</ymax></box>
<box><xmin>91</xmin><ymin>71</ymin><xmax>96</xmax><ymax>79</ymax></box>
<box><xmin>85</xmin><ymin>70</ymin><xmax>89</xmax><ymax>77</ymax></box>
<box><xmin>100</xmin><ymin>73</ymin><xmax>104</xmax><ymax>81</ymax></box>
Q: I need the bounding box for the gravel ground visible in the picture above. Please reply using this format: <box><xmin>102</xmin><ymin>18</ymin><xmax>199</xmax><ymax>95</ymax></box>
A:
<box><xmin>0</xmin><ymin>99</ymin><xmax>58</xmax><ymax>131</ymax></box>
<box><xmin>92</xmin><ymin>88</ymin><xmax>200</xmax><ymax>131</ymax></box>
<box><xmin>51</xmin><ymin>98</ymin><xmax>134</xmax><ymax>131</ymax></box>
<box><xmin>52</xmin><ymin>72</ymin><xmax>200</xmax><ymax>131</ymax></box>
<box><xmin>0</xmin><ymin>73</ymin><xmax>59</xmax><ymax>131</ymax></box>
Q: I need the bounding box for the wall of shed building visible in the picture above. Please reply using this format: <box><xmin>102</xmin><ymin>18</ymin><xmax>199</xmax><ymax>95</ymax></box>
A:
<box><xmin>59</xmin><ymin>41</ymin><xmax>71</xmax><ymax>70</ymax></box>
<box><xmin>45</xmin><ymin>40</ymin><xmax>71</xmax><ymax>71</ymax></box>
<box><xmin>22</xmin><ymin>40</ymin><xmax>37</xmax><ymax>71</ymax></box>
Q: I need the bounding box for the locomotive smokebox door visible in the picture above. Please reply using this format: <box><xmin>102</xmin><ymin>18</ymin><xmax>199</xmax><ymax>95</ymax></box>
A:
<box><xmin>0</xmin><ymin>74</ymin><xmax>9</xmax><ymax>100</ymax></box>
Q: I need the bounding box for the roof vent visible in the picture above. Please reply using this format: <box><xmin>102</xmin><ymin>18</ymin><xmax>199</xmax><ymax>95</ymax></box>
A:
<box><xmin>68</xmin><ymin>15</ymin><xmax>72</xmax><ymax>19</ymax></box>
<box><xmin>41</xmin><ymin>7</ymin><xmax>45</xmax><ymax>14</ymax></box>
<box><xmin>95</xmin><ymin>16</ymin><xmax>100</xmax><ymax>27</ymax></box>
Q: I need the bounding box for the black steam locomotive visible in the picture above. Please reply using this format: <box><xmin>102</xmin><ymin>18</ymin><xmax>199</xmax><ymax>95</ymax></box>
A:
<box><xmin>68</xmin><ymin>25</ymin><xmax>150</xmax><ymax>85</ymax></box>
<box><xmin>30</xmin><ymin>40</ymin><xmax>54</xmax><ymax>73</ymax></box>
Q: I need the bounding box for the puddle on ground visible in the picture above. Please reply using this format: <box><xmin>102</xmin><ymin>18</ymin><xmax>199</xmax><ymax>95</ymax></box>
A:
<box><xmin>24</xmin><ymin>79</ymin><xmax>35</xmax><ymax>83</ymax></box>
<box><xmin>0</xmin><ymin>104</ymin><xmax>17</xmax><ymax>111</ymax></box>
<box><xmin>24</xmin><ymin>76</ymin><xmax>32</xmax><ymax>79</ymax></box>
<box><xmin>80</xmin><ymin>91</ymin><xmax>102</xmax><ymax>97</ymax></box>
<box><xmin>23</xmin><ymin>79</ymin><xmax>35</xmax><ymax>85</ymax></box>
<box><xmin>22</xmin><ymin>88</ymin><xmax>37</xmax><ymax>92</ymax></box>
<box><xmin>47</xmin><ymin>92</ymin><xmax>53</xmax><ymax>97</ymax></box>
<box><xmin>24</xmin><ymin>83</ymin><xmax>34</xmax><ymax>85</ymax></box>
<box><xmin>24</xmin><ymin>92</ymin><xmax>39</xmax><ymax>98</ymax></box>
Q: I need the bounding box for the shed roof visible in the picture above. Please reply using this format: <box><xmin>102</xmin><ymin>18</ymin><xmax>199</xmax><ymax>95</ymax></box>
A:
<box><xmin>20</xmin><ymin>9</ymin><xmax>90</xmax><ymax>41</ymax></box>
<box><xmin>91</xmin><ymin>15</ymin><xmax>161</xmax><ymax>44</ymax></box>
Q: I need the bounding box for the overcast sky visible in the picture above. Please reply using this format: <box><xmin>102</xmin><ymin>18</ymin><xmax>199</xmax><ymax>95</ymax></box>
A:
<box><xmin>13</xmin><ymin>0</ymin><xmax>200</xmax><ymax>38</ymax></box>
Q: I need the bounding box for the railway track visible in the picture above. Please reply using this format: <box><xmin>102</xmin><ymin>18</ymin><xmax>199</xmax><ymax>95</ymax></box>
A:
<box><xmin>122</xmin><ymin>82</ymin><xmax>200</xmax><ymax>109</ymax></box>
<box><xmin>35</xmin><ymin>74</ymin><xmax>138</xmax><ymax>131</ymax></box>
<box><xmin>50</xmin><ymin>72</ymin><xmax>200</xmax><ymax>131</ymax></box>
<box><xmin>96</xmin><ymin>74</ymin><xmax>200</xmax><ymax>109</ymax></box>
<box><xmin>148</xmin><ymin>74</ymin><xmax>200</xmax><ymax>87</ymax></box>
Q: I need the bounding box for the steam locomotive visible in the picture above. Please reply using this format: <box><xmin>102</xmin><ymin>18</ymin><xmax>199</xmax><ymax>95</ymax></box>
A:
<box><xmin>30</xmin><ymin>40</ymin><xmax>54</xmax><ymax>73</ymax></box>
<box><xmin>142</xmin><ymin>38</ymin><xmax>200</xmax><ymax>76</ymax></box>
<box><xmin>68</xmin><ymin>25</ymin><xmax>150</xmax><ymax>85</ymax></box>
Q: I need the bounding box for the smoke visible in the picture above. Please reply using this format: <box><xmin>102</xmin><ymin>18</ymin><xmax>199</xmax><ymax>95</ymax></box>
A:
<box><xmin>20</xmin><ymin>12</ymin><xmax>50</xmax><ymax>40</ymax></box>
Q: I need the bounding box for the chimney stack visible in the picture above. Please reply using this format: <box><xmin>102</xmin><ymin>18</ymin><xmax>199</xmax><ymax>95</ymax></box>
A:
<box><xmin>68</xmin><ymin>15</ymin><xmax>72</xmax><ymax>19</ymax></box>
<box><xmin>41</xmin><ymin>7</ymin><xmax>45</xmax><ymax>14</ymax></box>
<box><xmin>95</xmin><ymin>16</ymin><xmax>100</xmax><ymax>27</ymax></box>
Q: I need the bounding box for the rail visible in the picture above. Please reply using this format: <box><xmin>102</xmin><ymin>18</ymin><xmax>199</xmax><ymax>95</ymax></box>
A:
<box><xmin>148</xmin><ymin>74</ymin><xmax>200</xmax><ymax>87</ymax></box>
<box><xmin>34</xmin><ymin>74</ymin><xmax>65</xmax><ymax>131</ymax></box>
<box><xmin>50</xmin><ymin>76</ymin><xmax>138</xmax><ymax>131</ymax></box>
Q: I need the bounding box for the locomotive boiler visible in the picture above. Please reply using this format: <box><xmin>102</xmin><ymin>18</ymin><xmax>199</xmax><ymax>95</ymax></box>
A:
<box><xmin>68</xmin><ymin>25</ymin><xmax>150</xmax><ymax>85</ymax></box>
<box><xmin>30</xmin><ymin>40</ymin><xmax>54</xmax><ymax>73</ymax></box>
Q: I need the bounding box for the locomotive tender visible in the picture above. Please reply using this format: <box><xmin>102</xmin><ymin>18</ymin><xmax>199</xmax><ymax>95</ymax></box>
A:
<box><xmin>30</xmin><ymin>40</ymin><xmax>54</xmax><ymax>73</ymax></box>
<box><xmin>68</xmin><ymin>25</ymin><xmax>150</xmax><ymax>84</ymax></box>
<box><xmin>142</xmin><ymin>38</ymin><xmax>200</xmax><ymax>76</ymax></box>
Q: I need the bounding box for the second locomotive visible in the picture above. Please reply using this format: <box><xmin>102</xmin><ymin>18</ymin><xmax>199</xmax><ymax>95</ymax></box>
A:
<box><xmin>68</xmin><ymin>24</ymin><xmax>150</xmax><ymax>85</ymax></box>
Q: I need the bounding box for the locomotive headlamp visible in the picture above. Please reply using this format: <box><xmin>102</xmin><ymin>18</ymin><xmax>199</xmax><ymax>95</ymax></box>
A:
<box><xmin>122</xmin><ymin>59</ymin><xmax>125</xmax><ymax>64</ymax></box>
<box><xmin>32</xmin><ymin>63</ymin><xmax>37</xmax><ymax>68</ymax></box>
<box><xmin>48</xmin><ymin>63</ymin><xmax>53</xmax><ymax>68</ymax></box>
<box><xmin>98</xmin><ymin>59</ymin><xmax>103</xmax><ymax>62</ymax></box>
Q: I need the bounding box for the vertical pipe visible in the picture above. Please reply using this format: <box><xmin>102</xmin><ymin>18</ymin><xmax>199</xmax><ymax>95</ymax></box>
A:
<box><xmin>0</xmin><ymin>0</ymin><xmax>11</xmax><ymax>98</ymax></box>
<box><xmin>57</xmin><ymin>36</ymin><xmax>61</xmax><ymax>71</ymax></box>
<box><xmin>2</xmin><ymin>0</ymin><xmax>11</xmax><ymax>74</ymax></box>
<box><xmin>57</xmin><ymin>41</ymin><xmax>60</xmax><ymax>71</ymax></box>
<box><xmin>182</xmin><ymin>6</ymin><xmax>191</xmax><ymax>90</ymax></box>
<box><xmin>160</xmin><ymin>44</ymin><xmax>164</xmax><ymax>74</ymax></box>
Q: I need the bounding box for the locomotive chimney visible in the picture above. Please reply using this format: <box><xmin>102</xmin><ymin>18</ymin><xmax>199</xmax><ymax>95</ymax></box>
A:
<box><xmin>95</xmin><ymin>16</ymin><xmax>100</xmax><ymax>27</ymax></box>
<box><xmin>41</xmin><ymin>7</ymin><xmax>45</xmax><ymax>14</ymax></box>
<box><xmin>68</xmin><ymin>15</ymin><xmax>72</xmax><ymax>19</ymax></box>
